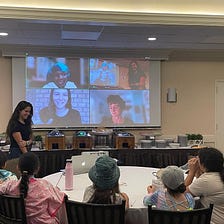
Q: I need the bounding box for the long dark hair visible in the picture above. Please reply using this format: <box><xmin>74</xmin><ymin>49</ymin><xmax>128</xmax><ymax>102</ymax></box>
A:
<box><xmin>0</xmin><ymin>150</ymin><xmax>7</xmax><ymax>168</ymax></box>
<box><xmin>88</xmin><ymin>183</ymin><xmax>120</xmax><ymax>204</ymax></box>
<box><xmin>6</xmin><ymin>101</ymin><xmax>33</xmax><ymax>140</ymax></box>
<box><xmin>128</xmin><ymin>60</ymin><xmax>140</xmax><ymax>73</ymax></box>
<box><xmin>18</xmin><ymin>152</ymin><xmax>40</xmax><ymax>198</ymax></box>
<box><xmin>199</xmin><ymin>147</ymin><xmax>224</xmax><ymax>183</ymax></box>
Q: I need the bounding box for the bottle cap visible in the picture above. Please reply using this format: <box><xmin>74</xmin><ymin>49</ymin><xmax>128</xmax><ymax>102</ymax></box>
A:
<box><xmin>66</xmin><ymin>158</ymin><xmax>72</xmax><ymax>163</ymax></box>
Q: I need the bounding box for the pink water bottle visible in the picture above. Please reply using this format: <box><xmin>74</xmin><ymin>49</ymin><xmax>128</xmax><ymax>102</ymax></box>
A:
<box><xmin>65</xmin><ymin>159</ymin><xmax>73</xmax><ymax>190</ymax></box>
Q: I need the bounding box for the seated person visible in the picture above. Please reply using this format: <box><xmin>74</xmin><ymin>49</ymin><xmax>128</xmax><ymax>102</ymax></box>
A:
<box><xmin>143</xmin><ymin>166</ymin><xmax>195</xmax><ymax>211</ymax></box>
<box><xmin>83</xmin><ymin>155</ymin><xmax>129</xmax><ymax>208</ymax></box>
<box><xmin>0</xmin><ymin>152</ymin><xmax>66</xmax><ymax>223</ymax></box>
<box><xmin>128</xmin><ymin>61</ymin><xmax>146</xmax><ymax>89</ymax></box>
<box><xmin>0</xmin><ymin>150</ymin><xmax>17</xmax><ymax>183</ymax></box>
<box><xmin>185</xmin><ymin>147</ymin><xmax>224</xmax><ymax>224</ymax></box>
<box><xmin>100</xmin><ymin>95</ymin><xmax>133</xmax><ymax>126</ymax></box>
<box><xmin>39</xmin><ymin>88</ymin><xmax>81</xmax><ymax>126</ymax></box>
<box><xmin>43</xmin><ymin>62</ymin><xmax>77</xmax><ymax>88</ymax></box>
<box><xmin>93</xmin><ymin>61</ymin><xmax>115</xmax><ymax>86</ymax></box>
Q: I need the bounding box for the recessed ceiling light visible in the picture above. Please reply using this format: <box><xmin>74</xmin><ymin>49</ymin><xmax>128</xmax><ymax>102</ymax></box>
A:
<box><xmin>0</xmin><ymin>32</ymin><xmax>8</xmax><ymax>36</ymax></box>
<box><xmin>148</xmin><ymin>37</ymin><xmax>157</xmax><ymax>41</ymax></box>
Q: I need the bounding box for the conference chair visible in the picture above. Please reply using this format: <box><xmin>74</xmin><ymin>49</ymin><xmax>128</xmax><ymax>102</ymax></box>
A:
<box><xmin>65</xmin><ymin>195</ymin><xmax>126</xmax><ymax>224</ymax></box>
<box><xmin>0</xmin><ymin>194</ymin><xmax>27</xmax><ymax>224</ymax></box>
<box><xmin>148</xmin><ymin>204</ymin><xmax>213</xmax><ymax>224</ymax></box>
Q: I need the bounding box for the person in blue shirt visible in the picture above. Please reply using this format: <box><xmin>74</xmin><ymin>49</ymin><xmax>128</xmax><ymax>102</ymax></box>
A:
<box><xmin>0</xmin><ymin>150</ymin><xmax>17</xmax><ymax>183</ymax></box>
<box><xmin>43</xmin><ymin>62</ymin><xmax>77</xmax><ymax>88</ymax></box>
<box><xmin>143</xmin><ymin>166</ymin><xmax>195</xmax><ymax>211</ymax></box>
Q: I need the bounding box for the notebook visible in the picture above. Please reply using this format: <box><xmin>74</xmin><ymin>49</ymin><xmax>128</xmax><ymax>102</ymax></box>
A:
<box><xmin>71</xmin><ymin>154</ymin><xmax>99</xmax><ymax>175</ymax></box>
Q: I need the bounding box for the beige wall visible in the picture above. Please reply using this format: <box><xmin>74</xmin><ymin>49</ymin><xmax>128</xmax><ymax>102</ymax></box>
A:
<box><xmin>161</xmin><ymin>61</ymin><xmax>221</xmax><ymax>136</ymax></box>
<box><xmin>0</xmin><ymin>57</ymin><xmax>12</xmax><ymax>133</ymax></box>
<box><xmin>1</xmin><ymin>57</ymin><xmax>223</xmax><ymax>146</ymax></box>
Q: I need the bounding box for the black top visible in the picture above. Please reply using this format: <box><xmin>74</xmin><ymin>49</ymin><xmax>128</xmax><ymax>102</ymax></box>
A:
<box><xmin>128</xmin><ymin>70</ymin><xmax>146</xmax><ymax>89</ymax></box>
<box><xmin>40</xmin><ymin>107</ymin><xmax>81</xmax><ymax>126</ymax></box>
<box><xmin>10</xmin><ymin>120</ymin><xmax>31</xmax><ymax>148</ymax></box>
<box><xmin>100</xmin><ymin>116</ymin><xmax>133</xmax><ymax>126</ymax></box>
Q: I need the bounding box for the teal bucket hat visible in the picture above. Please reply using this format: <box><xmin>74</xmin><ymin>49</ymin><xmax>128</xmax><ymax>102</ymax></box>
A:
<box><xmin>88</xmin><ymin>155</ymin><xmax>120</xmax><ymax>190</ymax></box>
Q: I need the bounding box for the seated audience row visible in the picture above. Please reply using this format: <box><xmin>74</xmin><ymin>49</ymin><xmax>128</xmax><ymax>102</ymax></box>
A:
<box><xmin>0</xmin><ymin>147</ymin><xmax>223</xmax><ymax>224</ymax></box>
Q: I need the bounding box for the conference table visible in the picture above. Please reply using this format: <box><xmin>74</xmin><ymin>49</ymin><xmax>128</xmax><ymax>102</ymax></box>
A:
<box><xmin>44</xmin><ymin>166</ymin><xmax>160</xmax><ymax>224</ymax></box>
<box><xmin>33</xmin><ymin>147</ymin><xmax>199</xmax><ymax>177</ymax></box>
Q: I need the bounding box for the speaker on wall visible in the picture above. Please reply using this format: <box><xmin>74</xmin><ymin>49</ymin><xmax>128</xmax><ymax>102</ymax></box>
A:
<box><xmin>167</xmin><ymin>88</ymin><xmax>177</xmax><ymax>103</ymax></box>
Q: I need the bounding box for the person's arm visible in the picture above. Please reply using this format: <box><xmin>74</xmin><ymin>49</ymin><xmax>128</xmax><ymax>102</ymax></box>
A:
<box><xmin>184</xmin><ymin>157</ymin><xmax>200</xmax><ymax>187</ymax></box>
<box><xmin>120</xmin><ymin>192</ymin><xmax>129</xmax><ymax>208</ymax></box>
<box><xmin>55</xmin><ymin>201</ymin><xmax>68</xmax><ymax>224</ymax></box>
<box><xmin>185</xmin><ymin>171</ymin><xmax>196</xmax><ymax>188</ymax></box>
<box><xmin>29</xmin><ymin>133</ymin><xmax>33</xmax><ymax>146</ymax></box>
<box><xmin>147</xmin><ymin>184</ymin><xmax>156</xmax><ymax>194</ymax></box>
<box><xmin>138</xmin><ymin>76</ymin><xmax>146</xmax><ymax>89</ymax></box>
<box><xmin>142</xmin><ymin>185</ymin><xmax>157</xmax><ymax>206</ymax></box>
<box><xmin>12</xmin><ymin>132</ymin><xmax>28</xmax><ymax>153</ymax></box>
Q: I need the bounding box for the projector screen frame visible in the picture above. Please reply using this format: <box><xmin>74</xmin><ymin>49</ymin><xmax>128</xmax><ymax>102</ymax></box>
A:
<box><xmin>12</xmin><ymin>57</ymin><xmax>161</xmax><ymax>130</ymax></box>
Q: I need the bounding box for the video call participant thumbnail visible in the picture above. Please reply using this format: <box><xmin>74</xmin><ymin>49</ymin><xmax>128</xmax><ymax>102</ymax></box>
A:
<box><xmin>39</xmin><ymin>88</ymin><xmax>81</xmax><ymax>126</ymax></box>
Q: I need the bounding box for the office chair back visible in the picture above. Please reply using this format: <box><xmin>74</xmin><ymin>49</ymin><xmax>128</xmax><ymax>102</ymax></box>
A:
<box><xmin>65</xmin><ymin>195</ymin><xmax>126</xmax><ymax>224</ymax></box>
<box><xmin>0</xmin><ymin>194</ymin><xmax>27</xmax><ymax>224</ymax></box>
<box><xmin>148</xmin><ymin>204</ymin><xmax>213</xmax><ymax>224</ymax></box>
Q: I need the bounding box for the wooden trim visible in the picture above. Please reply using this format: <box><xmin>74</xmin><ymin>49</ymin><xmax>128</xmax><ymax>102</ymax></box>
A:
<box><xmin>1</xmin><ymin>6</ymin><xmax>224</xmax><ymax>26</ymax></box>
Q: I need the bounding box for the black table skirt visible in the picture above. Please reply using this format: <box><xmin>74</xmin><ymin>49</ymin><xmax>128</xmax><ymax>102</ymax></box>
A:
<box><xmin>31</xmin><ymin>148</ymin><xmax>199</xmax><ymax>177</ymax></box>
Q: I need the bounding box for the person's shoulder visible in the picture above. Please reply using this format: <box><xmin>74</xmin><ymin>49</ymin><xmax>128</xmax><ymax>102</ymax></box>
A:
<box><xmin>7</xmin><ymin>173</ymin><xmax>18</xmax><ymax>181</ymax></box>
<box><xmin>0</xmin><ymin>177</ymin><xmax>18</xmax><ymax>187</ymax></box>
<box><xmin>34</xmin><ymin>178</ymin><xmax>55</xmax><ymax>188</ymax></box>
<box><xmin>65</xmin><ymin>81</ymin><xmax>77</xmax><ymax>88</ymax></box>
<box><xmin>202</xmin><ymin>172</ymin><xmax>223</xmax><ymax>183</ymax></box>
<box><xmin>139</xmin><ymin>70</ymin><xmax>146</xmax><ymax>76</ymax></box>
<box><xmin>40</xmin><ymin>107</ymin><xmax>48</xmax><ymax>113</ymax></box>
<box><xmin>39</xmin><ymin>107</ymin><xmax>51</xmax><ymax>121</ymax></box>
<box><xmin>85</xmin><ymin>185</ymin><xmax>94</xmax><ymax>191</ymax></box>
<box><xmin>42</xmin><ymin>82</ymin><xmax>57</xmax><ymax>88</ymax></box>
<box><xmin>69</xmin><ymin>109</ymin><xmax>81</xmax><ymax>119</ymax></box>
<box><xmin>83</xmin><ymin>185</ymin><xmax>95</xmax><ymax>202</ymax></box>
<box><xmin>100</xmin><ymin>116</ymin><xmax>112</xmax><ymax>125</ymax></box>
<box><xmin>185</xmin><ymin>192</ymin><xmax>194</xmax><ymax>200</ymax></box>
<box><xmin>0</xmin><ymin>169</ymin><xmax>12</xmax><ymax>179</ymax></box>
<box><xmin>124</xmin><ymin>117</ymin><xmax>133</xmax><ymax>124</ymax></box>
<box><xmin>11</xmin><ymin>120</ymin><xmax>23</xmax><ymax>131</ymax></box>
<box><xmin>197</xmin><ymin>172</ymin><xmax>217</xmax><ymax>181</ymax></box>
<box><xmin>101</xmin><ymin>116</ymin><xmax>111</xmax><ymax>122</ymax></box>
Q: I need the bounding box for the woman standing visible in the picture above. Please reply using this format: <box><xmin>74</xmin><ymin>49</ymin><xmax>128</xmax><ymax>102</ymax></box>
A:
<box><xmin>6</xmin><ymin>101</ymin><xmax>33</xmax><ymax>159</ymax></box>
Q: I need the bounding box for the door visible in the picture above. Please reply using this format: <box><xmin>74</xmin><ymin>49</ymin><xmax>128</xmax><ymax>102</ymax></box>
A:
<box><xmin>215</xmin><ymin>80</ymin><xmax>224</xmax><ymax>153</ymax></box>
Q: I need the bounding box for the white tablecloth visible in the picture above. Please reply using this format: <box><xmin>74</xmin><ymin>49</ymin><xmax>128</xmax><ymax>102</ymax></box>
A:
<box><xmin>44</xmin><ymin>166</ymin><xmax>160</xmax><ymax>224</ymax></box>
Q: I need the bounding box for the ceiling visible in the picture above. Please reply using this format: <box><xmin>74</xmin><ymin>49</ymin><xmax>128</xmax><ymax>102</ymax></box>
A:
<box><xmin>1</xmin><ymin>18</ymin><xmax>224</xmax><ymax>61</ymax></box>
